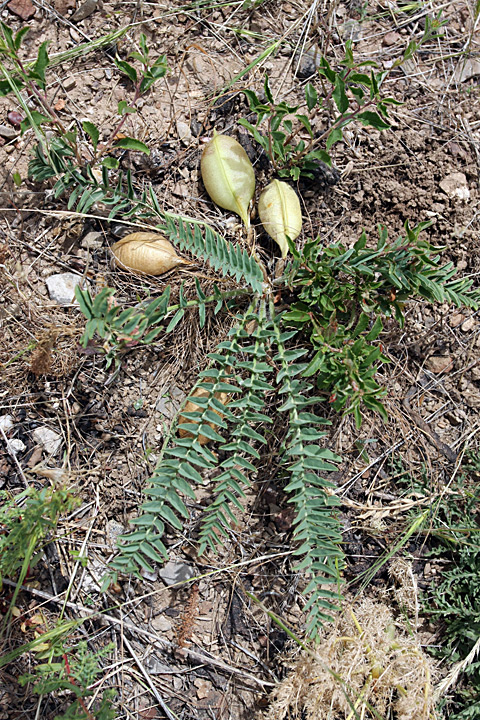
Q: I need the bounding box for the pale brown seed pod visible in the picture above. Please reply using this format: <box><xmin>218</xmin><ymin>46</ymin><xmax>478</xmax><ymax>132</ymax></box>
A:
<box><xmin>111</xmin><ymin>232</ymin><xmax>190</xmax><ymax>276</ymax></box>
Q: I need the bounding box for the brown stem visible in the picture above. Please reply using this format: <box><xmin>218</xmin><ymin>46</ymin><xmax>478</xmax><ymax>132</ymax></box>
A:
<box><xmin>63</xmin><ymin>653</ymin><xmax>96</xmax><ymax>720</ymax></box>
<box><xmin>103</xmin><ymin>82</ymin><xmax>142</xmax><ymax>153</ymax></box>
<box><xmin>13</xmin><ymin>56</ymin><xmax>83</xmax><ymax>164</ymax></box>
<box><xmin>289</xmin><ymin>97</ymin><xmax>377</xmax><ymax>169</ymax></box>
<box><xmin>267</xmin><ymin>113</ymin><xmax>277</xmax><ymax>172</ymax></box>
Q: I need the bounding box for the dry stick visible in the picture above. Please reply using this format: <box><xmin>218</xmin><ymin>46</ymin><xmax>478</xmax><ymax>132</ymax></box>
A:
<box><xmin>402</xmin><ymin>387</ymin><xmax>457</xmax><ymax>463</ymax></box>
<box><xmin>2</xmin><ymin>579</ymin><xmax>276</xmax><ymax>689</ymax></box>
<box><xmin>0</xmin><ymin>424</ymin><xmax>28</xmax><ymax>487</ymax></box>
<box><xmin>121</xmin><ymin>635</ymin><xmax>179</xmax><ymax>720</ymax></box>
<box><xmin>338</xmin><ymin>402</ymin><xmax>453</xmax><ymax>494</ymax></box>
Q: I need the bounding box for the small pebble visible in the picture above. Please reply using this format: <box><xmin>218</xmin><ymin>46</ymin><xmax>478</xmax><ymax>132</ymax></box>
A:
<box><xmin>63</xmin><ymin>76</ymin><xmax>76</xmax><ymax>91</ymax></box>
<box><xmin>0</xmin><ymin>415</ymin><xmax>13</xmax><ymax>432</ymax></box>
<box><xmin>7</xmin><ymin>438</ymin><xmax>26</xmax><ymax>454</ymax></box>
<box><xmin>383</xmin><ymin>31</ymin><xmax>401</xmax><ymax>46</ymax></box>
<box><xmin>0</xmin><ymin>124</ymin><xmax>17</xmax><ymax>139</ymax></box>
<box><xmin>461</xmin><ymin>316</ymin><xmax>475</xmax><ymax>332</ymax></box>
<box><xmin>7</xmin><ymin>111</ymin><xmax>23</xmax><ymax>128</ymax></box>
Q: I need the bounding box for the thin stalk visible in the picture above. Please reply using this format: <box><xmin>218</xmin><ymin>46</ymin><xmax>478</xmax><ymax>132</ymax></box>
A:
<box><xmin>1</xmin><ymin>535</ymin><xmax>38</xmax><ymax>636</ymax></box>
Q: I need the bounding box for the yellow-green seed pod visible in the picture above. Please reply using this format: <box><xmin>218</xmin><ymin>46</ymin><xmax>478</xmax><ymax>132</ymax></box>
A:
<box><xmin>258</xmin><ymin>179</ymin><xmax>302</xmax><ymax>258</ymax></box>
<box><xmin>201</xmin><ymin>131</ymin><xmax>255</xmax><ymax>228</ymax></box>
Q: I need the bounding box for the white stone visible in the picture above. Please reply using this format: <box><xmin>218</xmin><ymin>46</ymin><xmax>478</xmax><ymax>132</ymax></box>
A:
<box><xmin>151</xmin><ymin>615</ymin><xmax>173</xmax><ymax>633</ymax></box>
<box><xmin>176</xmin><ymin>121</ymin><xmax>192</xmax><ymax>146</ymax></box>
<box><xmin>0</xmin><ymin>415</ymin><xmax>14</xmax><ymax>432</ymax></box>
<box><xmin>32</xmin><ymin>426</ymin><xmax>63</xmax><ymax>455</ymax></box>
<box><xmin>7</xmin><ymin>438</ymin><xmax>25</xmax><ymax>454</ymax></box>
<box><xmin>46</xmin><ymin>273</ymin><xmax>87</xmax><ymax>306</ymax></box>
<box><xmin>439</xmin><ymin>172</ymin><xmax>470</xmax><ymax>201</ymax></box>
<box><xmin>159</xmin><ymin>560</ymin><xmax>196</xmax><ymax>586</ymax></box>
<box><xmin>106</xmin><ymin>520</ymin><xmax>125</xmax><ymax>550</ymax></box>
<box><xmin>461</xmin><ymin>317</ymin><xmax>475</xmax><ymax>332</ymax></box>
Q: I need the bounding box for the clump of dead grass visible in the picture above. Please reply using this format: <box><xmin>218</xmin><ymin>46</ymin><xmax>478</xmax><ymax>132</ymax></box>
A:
<box><xmin>263</xmin><ymin>598</ymin><xmax>437</xmax><ymax>720</ymax></box>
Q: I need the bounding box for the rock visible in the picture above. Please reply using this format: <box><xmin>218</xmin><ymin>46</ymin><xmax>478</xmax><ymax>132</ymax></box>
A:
<box><xmin>140</xmin><ymin>567</ymin><xmax>158</xmax><ymax>582</ymax></box>
<box><xmin>7</xmin><ymin>0</ymin><xmax>35</xmax><ymax>20</ymax></box>
<box><xmin>46</xmin><ymin>273</ymin><xmax>87</xmax><ymax>305</ymax></box>
<box><xmin>0</xmin><ymin>415</ymin><xmax>14</xmax><ymax>432</ymax></box>
<box><xmin>461</xmin><ymin>316</ymin><xmax>475</xmax><ymax>332</ymax></box>
<box><xmin>151</xmin><ymin>615</ymin><xmax>173</xmax><ymax>633</ymax></box>
<box><xmin>171</xmin><ymin>181</ymin><xmax>188</xmax><ymax>198</ymax></box>
<box><xmin>106</xmin><ymin>520</ymin><xmax>125</xmax><ymax>550</ymax></box>
<box><xmin>0</xmin><ymin>124</ymin><xmax>18</xmax><ymax>140</ymax></box>
<box><xmin>439</xmin><ymin>172</ymin><xmax>470</xmax><ymax>201</ymax></box>
<box><xmin>294</xmin><ymin>46</ymin><xmax>321</xmax><ymax>79</ymax></box>
<box><xmin>7</xmin><ymin>438</ymin><xmax>25</xmax><ymax>454</ymax></box>
<box><xmin>450</xmin><ymin>312</ymin><xmax>464</xmax><ymax>327</ymax></box>
<box><xmin>144</xmin><ymin>656</ymin><xmax>173</xmax><ymax>674</ymax></box>
<box><xmin>7</xmin><ymin>111</ymin><xmax>23</xmax><ymax>129</ymax></box>
<box><xmin>383</xmin><ymin>31</ymin><xmax>401</xmax><ymax>46</ymax></box>
<box><xmin>54</xmin><ymin>0</ymin><xmax>76</xmax><ymax>14</ymax></box>
<box><xmin>465</xmin><ymin>388</ymin><xmax>480</xmax><ymax>409</ymax></box>
<box><xmin>81</xmin><ymin>231</ymin><xmax>103</xmax><ymax>249</ymax></box>
<box><xmin>71</xmin><ymin>0</ymin><xmax>97</xmax><ymax>22</ymax></box>
<box><xmin>176</xmin><ymin>121</ymin><xmax>192</xmax><ymax>146</ymax></box>
<box><xmin>194</xmin><ymin>678</ymin><xmax>211</xmax><ymax>699</ymax></box>
<box><xmin>159</xmin><ymin>560</ymin><xmax>196</xmax><ymax>586</ymax></box>
<box><xmin>64</xmin><ymin>76</ymin><xmax>76</xmax><ymax>91</ymax></box>
<box><xmin>32</xmin><ymin>426</ymin><xmax>62</xmax><ymax>455</ymax></box>
<box><xmin>454</xmin><ymin>58</ymin><xmax>480</xmax><ymax>83</ymax></box>
<box><xmin>425</xmin><ymin>356</ymin><xmax>453</xmax><ymax>374</ymax></box>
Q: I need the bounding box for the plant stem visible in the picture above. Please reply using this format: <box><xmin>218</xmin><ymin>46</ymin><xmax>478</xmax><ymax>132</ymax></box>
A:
<box><xmin>103</xmin><ymin>82</ymin><xmax>142</xmax><ymax>151</ymax></box>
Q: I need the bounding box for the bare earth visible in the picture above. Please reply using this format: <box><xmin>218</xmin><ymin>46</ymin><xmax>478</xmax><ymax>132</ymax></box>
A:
<box><xmin>0</xmin><ymin>1</ymin><xmax>479</xmax><ymax>718</ymax></box>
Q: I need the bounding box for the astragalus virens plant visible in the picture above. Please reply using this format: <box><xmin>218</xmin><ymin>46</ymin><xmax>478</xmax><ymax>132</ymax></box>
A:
<box><xmin>5</xmin><ymin>18</ymin><xmax>478</xmax><ymax>639</ymax></box>
<box><xmin>77</xmin><ymin>221</ymin><xmax>479</xmax><ymax>638</ymax></box>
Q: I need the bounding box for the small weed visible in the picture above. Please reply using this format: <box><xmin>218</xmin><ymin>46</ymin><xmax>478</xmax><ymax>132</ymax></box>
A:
<box><xmin>0</xmin><ymin>23</ymin><xmax>167</xmax><ymax>206</ymax></box>
<box><xmin>0</xmin><ymin>486</ymin><xmax>77</xmax><ymax>629</ymax></box>
<box><xmin>238</xmin><ymin>16</ymin><xmax>445</xmax><ymax>180</ymax></box>
<box><xmin>19</xmin><ymin>640</ymin><xmax>116</xmax><ymax>720</ymax></box>
<box><xmin>420</xmin><ymin>453</ymin><xmax>480</xmax><ymax>718</ymax></box>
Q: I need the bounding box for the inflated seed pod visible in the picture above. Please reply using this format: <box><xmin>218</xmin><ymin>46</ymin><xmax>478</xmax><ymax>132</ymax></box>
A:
<box><xmin>258</xmin><ymin>180</ymin><xmax>302</xmax><ymax>258</ymax></box>
<box><xmin>178</xmin><ymin>379</ymin><xmax>228</xmax><ymax>445</ymax></box>
<box><xmin>111</xmin><ymin>232</ymin><xmax>190</xmax><ymax>276</ymax></box>
<box><xmin>200</xmin><ymin>131</ymin><xmax>255</xmax><ymax>228</ymax></box>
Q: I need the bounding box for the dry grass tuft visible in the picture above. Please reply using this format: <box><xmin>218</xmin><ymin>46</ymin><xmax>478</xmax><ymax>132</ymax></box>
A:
<box><xmin>263</xmin><ymin>598</ymin><xmax>438</xmax><ymax>720</ymax></box>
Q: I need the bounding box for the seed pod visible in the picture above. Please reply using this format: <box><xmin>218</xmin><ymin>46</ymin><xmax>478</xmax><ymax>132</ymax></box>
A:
<box><xmin>258</xmin><ymin>180</ymin><xmax>302</xmax><ymax>258</ymax></box>
<box><xmin>201</xmin><ymin>131</ymin><xmax>255</xmax><ymax>228</ymax></box>
<box><xmin>178</xmin><ymin>379</ymin><xmax>228</xmax><ymax>445</ymax></box>
<box><xmin>111</xmin><ymin>232</ymin><xmax>190</xmax><ymax>276</ymax></box>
